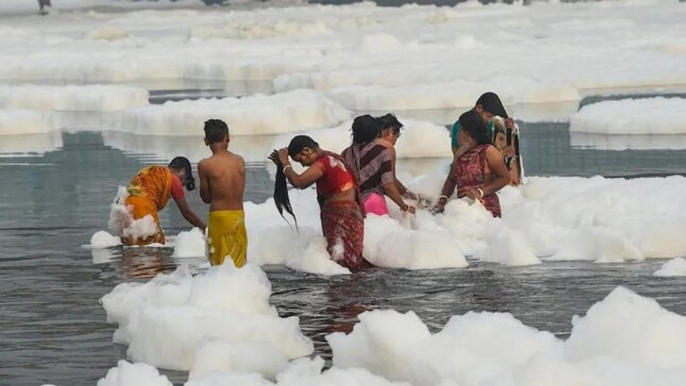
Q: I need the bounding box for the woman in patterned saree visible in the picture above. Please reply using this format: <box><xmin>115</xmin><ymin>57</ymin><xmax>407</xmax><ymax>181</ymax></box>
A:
<box><xmin>434</xmin><ymin>111</ymin><xmax>510</xmax><ymax>217</ymax></box>
<box><xmin>270</xmin><ymin>136</ymin><xmax>373</xmax><ymax>272</ymax></box>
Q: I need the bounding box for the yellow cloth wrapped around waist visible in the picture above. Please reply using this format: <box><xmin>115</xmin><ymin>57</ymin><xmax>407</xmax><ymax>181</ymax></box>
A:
<box><xmin>207</xmin><ymin>210</ymin><xmax>248</xmax><ymax>268</ymax></box>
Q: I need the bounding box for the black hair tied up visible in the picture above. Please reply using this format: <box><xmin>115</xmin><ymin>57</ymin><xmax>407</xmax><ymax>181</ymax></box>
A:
<box><xmin>168</xmin><ymin>156</ymin><xmax>195</xmax><ymax>191</ymax></box>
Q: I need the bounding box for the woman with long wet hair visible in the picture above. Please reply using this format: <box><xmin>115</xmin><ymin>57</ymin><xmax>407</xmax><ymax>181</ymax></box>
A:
<box><xmin>434</xmin><ymin>111</ymin><xmax>510</xmax><ymax>217</ymax></box>
<box><xmin>269</xmin><ymin>136</ymin><xmax>373</xmax><ymax>271</ymax></box>
<box><xmin>111</xmin><ymin>156</ymin><xmax>206</xmax><ymax>246</ymax></box>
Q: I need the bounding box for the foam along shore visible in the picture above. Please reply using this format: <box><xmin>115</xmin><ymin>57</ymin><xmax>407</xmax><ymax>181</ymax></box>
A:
<box><xmin>570</xmin><ymin>97</ymin><xmax>686</xmax><ymax>135</ymax></box>
<box><xmin>89</xmin><ymin>173</ymin><xmax>686</xmax><ymax>275</ymax></box>
<box><xmin>570</xmin><ymin>132</ymin><xmax>686</xmax><ymax>151</ymax></box>
<box><xmin>3</xmin><ymin>2</ymin><xmax>686</xmax><ymax>113</ymax></box>
<box><xmin>94</xmin><ymin>285</ymin><xmax>686</xmax><ymax>386</ymax></box>
<box><xmin>0</xmin><ymin>85</ymin><xmax>149</xmax><ymax>112</ymax></box>
<box><xmin>654</xmin><ymin>258</ymin><xmax>686</xmax><ymax>277</ymax></box>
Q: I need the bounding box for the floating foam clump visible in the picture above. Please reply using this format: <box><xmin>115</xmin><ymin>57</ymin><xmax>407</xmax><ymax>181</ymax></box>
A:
<box><xmin>113</xmin><ymin>90</ymin><xmax>350</xmax><ymax>137</ymax></box>
<box><xmin>570</xmin><ymin>97</ymin><xmax>686</xmax><ymax>135</ymax></box>
<box><xmin>100</xmin><ymin>264</ymin><xmax>314</xmax><ymax>373</ymax></box>
<box><xmin>89</xmin><ymin>230</ymin><xmax>122</xmax><ymax>249</ymax></box>
<box><xmin>0</xmin><ymin>109</ymin><xmax>55</xmax><ymax>135</ymax></box>
<box><xmin>172</xmin><ymin>228</ymin><xmax>206</xmax><ymax>258</ymax></box>
<box><xmin>0</xmin><ymin>85</ymin><xmax>148</xmax><ymax>112</ymax></box>
<box><xmin>654</xmin><ymin>258</ymin><xmax>686</xmax><ymax>277</ymax></box>
<box><xmin>97</xmin><ymin>360</ymin><xmax>172</xmax><ymax>386</ymax></box>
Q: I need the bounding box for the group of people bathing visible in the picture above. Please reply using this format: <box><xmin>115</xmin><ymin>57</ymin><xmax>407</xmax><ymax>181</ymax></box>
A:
<box><xmin>112</xmin><ymin>92</ymin><xmax>521</xmax><ymax>272</ymax></box>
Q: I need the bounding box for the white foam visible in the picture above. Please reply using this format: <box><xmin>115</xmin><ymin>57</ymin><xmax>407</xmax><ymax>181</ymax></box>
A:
<box><xmin>3</xmin><ymin>2</ymin><xmax>686</xmax><ymax>119</ymax></box>
<box><xmin>97</xmin><ymin>360</ymin><xmax>173</xmax><ymax>386</ymax></box>
<box><xmin>0</xmin><ymin>109</ymin><xmax>55</xmax><ymax>135</ymax></box>
<box><xmin>570</xmin><ymin>98</ymin><xmax>686</xmax><ymax>135</ymax></box>
<box><xmin>172</xmin><ymin>228</ymin><xmax>206</xmax><ymax>258</ymax></box>
<box><xmin>89</xmin><ymin>230</ymin><xmax>122</xmax><ymax>249</ymax></box>
<box><xmin>100</xmin><ymin>264</ymin><xmax>313</xmax><ymax>372</ymax></box>
<box><xmin>654</xmin><ymin>258</ymin><xmax>686</xmax><ymax>277</ymax></box>
<box><xmin>108</xmin><ymin>186</ymin><xmax>160</xmax><ymax>244</ymax></box>
<box><xmin>110</xmin><ymin>90</ymin><xmax>349</xmax><ymax>137</ymax></box>
<box><xmin>0</xmin><ymin>85</ymin><xmax>149</xmax><ymax>112</ymax></box>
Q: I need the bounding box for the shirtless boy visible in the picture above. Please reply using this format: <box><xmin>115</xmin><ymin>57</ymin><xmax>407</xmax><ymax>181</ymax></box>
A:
<box><xmin>198</xmin><ymin>119</ymin><xmax>247</xmax><ymax>267</ymax></box>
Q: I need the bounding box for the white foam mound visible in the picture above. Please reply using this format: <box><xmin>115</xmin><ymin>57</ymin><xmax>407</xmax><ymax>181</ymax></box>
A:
<box><xmin>570</xmin><ymin>98</ymin><xmax>686</xmax><ymax>135</ymax></box>
<box><xmin>89</xmin><ymin>230</ymin><xmax>122</xmax><ymax>249</ymax></box>
<box><xmin>112</xmin><ymin>90</ymin><xmax>350</xmax><ymax>136</ymax></box>
<box><xmin>97</xmin><ymin>360</ymin><xmax>172</xmax><ymax>386</ymax></box>
<box><xmin>108</xmin><ymin>187</ymin><xmax>159</xmax><ymax>243</ymax></box>
<box><xmin>327</xmin><ymin>286</ymin><xmax>686</xmax><ymax>386</ymax></box>
<box><xmin>0</xmin><ymin>85</ymin><xmax>148</xmax><ymax>112</ymax></box>
<box><xmin>100</xmin><ymin>264</ymin><xmax>314</xmax><ymax>372</ymax></box>
<box><xmin>654</xmin><ymin>258</ymin><xmax>686</xmax><ymax>277</ymax></box>
<box><xmin>172</xmin><ymin>228</ymin><xmax>206</xmax><ymax>258</ymax></box>
<box><xmin>0</xmin><ymin>109</ymin><xmax>55</xmax><ymax>135</ymax></box>
<box><xmin>269</xmin><ymin>117</ymin><xmax>452</xmax><ymax>160</ymax></box>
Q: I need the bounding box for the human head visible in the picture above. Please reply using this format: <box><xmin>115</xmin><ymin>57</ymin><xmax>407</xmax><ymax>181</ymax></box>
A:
<box><xmin>288</xmin><ymin>135</ymin><xmax>321</xmax><ymax>166</ymax></box>
<box><xmin>457</xmin><ymin>110</ymin><xmax>491</xmax><ymax>146</ymax></box>
<box><xmin>168</xmin><ymin>156</ymin><xmax>195</xmax><ymax>190</ymax></box>
<box><xmin>204</xmin><ymin>119</ymin><xmax>229</xmax><ymax>147</ymax></box>
<box><xmin>377</xmin><ymin>113</ymin><xmax>403</xmax><ymax>145</ymax></box>
<box><xmin>475</xmin><ymin>92</ymin><xmax>507</xmax><ymax>122</ymax></box>
<box><xmin>351</xmin><ymin>115</ymin><xmax>381</xmax><ymax>144</ymax></box>
<box><xmin>493</xmin><ymin>125</ymin><xmax>507</xmax><ymax>151</ymax></box>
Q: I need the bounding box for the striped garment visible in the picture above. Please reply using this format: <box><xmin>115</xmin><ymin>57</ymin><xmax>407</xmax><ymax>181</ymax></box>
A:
<box><xmin>341</xmin><ymin>142</ymin><xmax>394</xmax><ymax>199</ymax></box>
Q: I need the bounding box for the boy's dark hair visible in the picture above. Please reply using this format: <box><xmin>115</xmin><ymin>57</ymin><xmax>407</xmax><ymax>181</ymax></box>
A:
<box><xmin>458</xmin><ymin>110</ymin><xmax>491</xmax><ymax>146</ymax></box>
<box><xmin>476</xmin><ymin>92</ymin><xmax>508</xmax><ymax>118</ymax></box>
<box><xmin>168</xmin><ymin>156</ymin><xmax>195</xmax><ymax>190</ymax></box>
<box><xmin>204</xmin><ymin>119</ymin><xmax>229</xmax><ymax>144</ymax></box>
<box><xmin>351</xmin><ymin>115</ymin><xmax>381</xmax><ymax>144</ymax></box>
<box><xmin>377</xmin><ymin>113</ymin><xmax>403</xmax><ymax>135</ymax></box>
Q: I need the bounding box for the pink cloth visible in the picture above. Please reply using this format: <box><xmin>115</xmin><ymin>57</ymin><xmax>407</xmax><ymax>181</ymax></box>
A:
<box><xmin>363</xmin><ymin>192</ymin><xmax>389</xmax><ymax>216</ymax></box>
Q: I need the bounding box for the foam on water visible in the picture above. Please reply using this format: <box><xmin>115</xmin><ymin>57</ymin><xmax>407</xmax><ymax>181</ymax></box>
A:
<box><xmin>0</xmin><ymin>85</ymin><xmax>149</xmax><ymax>112</ymax></box>
<box><xmin>100</xmin><ymin>264</ymin><xmax>314</xmax><ymax>372</ymax></box>
<box><xmin>108</xmin><ymin>90</ymin><xmax>350</xmax><ymax>137</ymax></box>
<box><xmin>107</xmin><ymin>187</ymin><xmax>159</xmax><ymax>243</ymax></box>
<box><xmin>0</xmin><ymin>109</ymin><xmax>55</xmax><ymax>135</ymax></box>
<box><xmin>570</xmin><ymin>97</ymin><xmax>686</xmax><ymax>135</ymax></box>
<box><xmin>654</xmin><ymin>258</ymin><xmax>686</xmax><ymax>277</ymax></box>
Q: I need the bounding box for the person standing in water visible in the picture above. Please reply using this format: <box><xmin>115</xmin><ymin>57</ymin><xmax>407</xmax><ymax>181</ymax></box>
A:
<box><xmin>113</xmin><ymin>157</ymin><xmax>206</xmax><ymax>246</ymax></box>
<box><xmin>197</xmin><ymin>119</ymin><xmax>248</xmax><ymax>268</ymax></box>
<box><xmin>435</xmin><ymin>111</ymin><xmax>510</xmax><ymax>217</ymax></box>
<box><xmin>270</xmin><ymin>135</ymin><xmax>373</xmax><ymax>271</ymax></box>
<box><xmin>341</xmin><ymin>115</ymin><xmax>415</xmax><ymax>216</ymax></box>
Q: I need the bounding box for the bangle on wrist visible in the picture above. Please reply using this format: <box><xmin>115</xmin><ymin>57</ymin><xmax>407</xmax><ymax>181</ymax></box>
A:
<box><xmin>476</xmin><ymin>188</ymin><xmax>484</xmax><ymax>198</ymax></box>
<box><xmin>439</xmin><ymin>195</ymin><xmax>448</xmax><ymax>202</ymax></box>
<box><xmin>283</xmin><ymin>164</ymin><xmax>292</xmax><ymax>173</ymax></box>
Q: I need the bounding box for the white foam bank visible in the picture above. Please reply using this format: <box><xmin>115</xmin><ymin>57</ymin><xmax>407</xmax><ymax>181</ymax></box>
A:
<box><xmin>654</xmin><ymin>258</ymin><xmax>686</xmax><ymax>277</ymax></box>
<box><xmin>570</xmin><ymin>97</ymin><xmax>686</xmax><ymax>135</ymax></box>
<box><xmin>3</xmin><ymin>2</ymin><xmax>686</xmax><ymax>114</ymax></box>
<box><xmin>0</xmin><ymin>85</ymin><xmax>149</xmax><ymax>112</ymax></box>
<box><xmin>109</xmin><ymin>89</ymin><xmax>350</xmax><ymax>136</ymax></box>
<box><xmin>100</xmin><ymin>263</ymin><xmax>314</xmax><ymax>372</ymax></box>
<box><xmin>94</xmin><ymin>285</ymin><xmax>686</xmax><ymax>386</ymax></box>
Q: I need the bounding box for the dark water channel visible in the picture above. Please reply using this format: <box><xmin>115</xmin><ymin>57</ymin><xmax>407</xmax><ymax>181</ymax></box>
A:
<box><xmin>1</xmin><ymin>102</ymin><xmax>686</xmax><ymax>385</ymax></box>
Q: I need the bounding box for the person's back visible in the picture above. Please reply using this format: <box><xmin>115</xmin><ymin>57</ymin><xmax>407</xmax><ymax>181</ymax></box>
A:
<box><xmin>201</xmin><ymin>151</ymin><xmax>245</xmax><ymax>211</ymax></box>
<box><xmin>198</xmin><ymin>119</ymin><xmax>248</xmax><ymax>268</ymax></box>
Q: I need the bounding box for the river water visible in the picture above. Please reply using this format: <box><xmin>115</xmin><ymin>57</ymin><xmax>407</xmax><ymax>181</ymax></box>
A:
<box><xmin>1</xmin><ymin>94</ymin><xmax>686</xmax><ymax>386</ymax></box>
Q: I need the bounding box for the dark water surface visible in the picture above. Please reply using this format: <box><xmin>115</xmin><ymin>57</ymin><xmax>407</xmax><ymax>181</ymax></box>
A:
<box><xmin>2</xmin><ymin>117</ymin><xmax>686</xmax><ymax>385</ymax></box>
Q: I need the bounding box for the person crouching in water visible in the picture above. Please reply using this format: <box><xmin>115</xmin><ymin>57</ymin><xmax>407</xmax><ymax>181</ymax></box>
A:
<box><xmin>269</xmin><ymin>135</ymin><xmax>373</xmax><ymax>271</ymax></box>
<box><xmin>341</xmin><ymin>115</ymin><xmax>415</xmax><ymax>216</ymax></box>
<box><xmin>114</xmin><ymin>157</ymin><xmax>206</xmax><ymax>246</ymax></box>
<box><xmin>434</xmin><ymin>111</ymin><xmax>510</xmax><ymax>217</ymax></box>
<box><xmin>198</xmin><ymin>119</ymin><xmax>248</xmax><ymax>268</ymax></box>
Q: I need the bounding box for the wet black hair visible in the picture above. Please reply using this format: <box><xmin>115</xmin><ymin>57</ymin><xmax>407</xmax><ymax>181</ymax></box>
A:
<box><xmin>204</xmin><ymin>119</ymin><xmax>229</xmax><ymax>144</ymax></box>
<box><xmin>272</xmin><ymin>136</ymin><xmax>320</xmax><ymax>229</ymax></box>
<box><xmin>458</xmin><ymin>110</ymin><xmax>491</xmax><ymax>146</ymax></box>
<box><xmin>376</xmin><ymin>113</ymin><xmax>403</xmax><ymax>135</ymax></box>
<box><xmin>351</xmin><ymin>115</ymin><xmax>381</xmax><ymax>144</ymax></box>
<box><xmin>168</xmin><ymin>156</ymin><xmax>195</xmax><ymax>191</ymax></box>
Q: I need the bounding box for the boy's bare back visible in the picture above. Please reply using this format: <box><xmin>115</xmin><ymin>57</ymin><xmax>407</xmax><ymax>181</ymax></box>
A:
<box><xmin>198</xmin><ymin>151</ymin><xmax>245</xmax><ymax>212</ymax></box>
